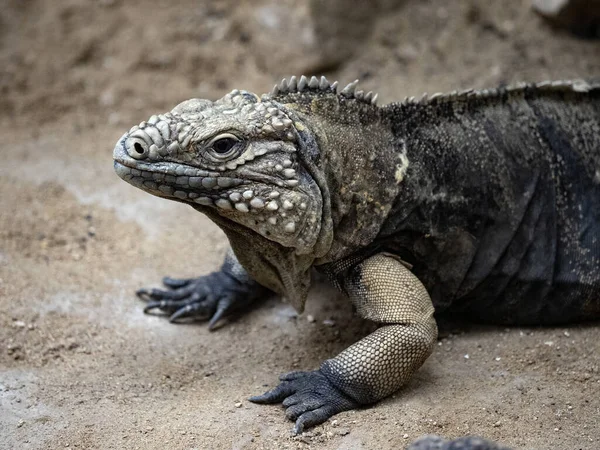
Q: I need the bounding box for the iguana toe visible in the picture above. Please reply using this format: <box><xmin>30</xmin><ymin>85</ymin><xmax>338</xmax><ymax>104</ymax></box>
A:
<box><xmin>161</xmin><ymin>276</ymin><xmax>195</xmax><ymax>289</ymax></box>
<box><xmin>249</xmin><ymin>370</ymin><xmax>359</xmax><ymax>434</ymax></box>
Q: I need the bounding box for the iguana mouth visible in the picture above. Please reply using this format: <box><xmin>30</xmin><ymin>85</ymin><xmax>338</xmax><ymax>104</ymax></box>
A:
<box><xmin>113</xmin><ymin>136</ymin><xmax>246</xmax><ymax>202</ymax></box>
<box><xmin>114</xmin><ymin>134</ymin><xmax>290</xmax><ymax>196</ymax></box>
<box><xmin>113</xmin><ymin>135</ymin><xmax>315</xmax><ymax>244</ymax></box>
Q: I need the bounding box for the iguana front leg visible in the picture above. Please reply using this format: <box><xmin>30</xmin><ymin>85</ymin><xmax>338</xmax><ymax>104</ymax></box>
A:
<box><xmin>137</xmin><ymin>249</ymin><xmax>269</xmax><ymax>329</ymax></box>
<box><xmin>250</xmin><ymin>253</ymin><xmax>438</xmax><ymax>432</ymax></box>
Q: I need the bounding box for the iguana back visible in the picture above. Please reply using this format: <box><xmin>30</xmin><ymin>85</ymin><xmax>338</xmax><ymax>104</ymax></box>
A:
<box><xmin>374</xmin><ymin>81</ymin><xmax>600</xmax><ymax>324</ymax></box>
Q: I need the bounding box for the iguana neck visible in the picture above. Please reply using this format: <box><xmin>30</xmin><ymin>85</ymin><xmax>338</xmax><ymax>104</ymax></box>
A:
<box><xmin>281</xmin><ymin>96</ymin><xmax>404</xmax><ymax>263</ymax></box>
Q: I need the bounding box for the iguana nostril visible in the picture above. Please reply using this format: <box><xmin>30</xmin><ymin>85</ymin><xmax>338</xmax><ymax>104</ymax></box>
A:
<box><xmin>134</xmin><ymin>142</ymin><xmax>145</xmax><ymax>154</ymax></box>
<box><xmin>125</xmin><ymin>137</ymin><xmax>149</xmax><ymax>160</ymax></box>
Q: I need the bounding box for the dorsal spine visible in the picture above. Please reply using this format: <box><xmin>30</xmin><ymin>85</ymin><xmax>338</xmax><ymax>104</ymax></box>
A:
<box><xmin>270</xmin><ymin>75</ymin><xmax>379</xmax><ymax>106</ymax></box>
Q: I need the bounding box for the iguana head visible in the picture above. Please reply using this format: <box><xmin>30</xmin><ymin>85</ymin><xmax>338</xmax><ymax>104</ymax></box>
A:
<box><xmin>113</xmin><ymin>76</ymin><xmax>381</xmax><ymax>310</ymax></box>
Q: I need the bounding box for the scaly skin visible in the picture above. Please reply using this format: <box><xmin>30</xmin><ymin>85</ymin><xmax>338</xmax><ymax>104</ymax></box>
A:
<box><xmin>113</xmin><ymin>75</ymin><xmax>600</xmax><ymax>434</ymax></box>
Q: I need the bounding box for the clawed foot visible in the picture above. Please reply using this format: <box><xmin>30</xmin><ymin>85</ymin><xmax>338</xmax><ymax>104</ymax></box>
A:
<box><xmin>137</xmin><ymin>272</ymin><xmax>259</xmax><ymax>330</ymax></box>
<box><xmin>249</xmin><ymin>370</ymin><xmax>359</xmax><ymax>434</ymax></box>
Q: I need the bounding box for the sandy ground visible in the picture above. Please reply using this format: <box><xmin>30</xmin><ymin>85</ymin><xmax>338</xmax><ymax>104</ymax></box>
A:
<box><xmin>1</xmin><ymin>1</ymin><xmax>599</xmax><ymax>449</ymax></box>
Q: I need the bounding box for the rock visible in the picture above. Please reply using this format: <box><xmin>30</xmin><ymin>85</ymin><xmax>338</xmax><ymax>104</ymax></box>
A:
<box><xmin>407</xmin><ymin>435</ymin><xmax>513</xmax><ymax>450</ymax></box>
<box><xmin>322</xmin><ymin>318</ymin><xmax>335</xmax><ymax>327</ymax></box>
<box><xmin>234</xmin><ymin>0</ymin><xmax>406</xmax><ymax>74</ymax></box>
<box><xmin>533</xmin><ymin>0</ymin><xmax>600</xmax><ymax>38</ymax></box>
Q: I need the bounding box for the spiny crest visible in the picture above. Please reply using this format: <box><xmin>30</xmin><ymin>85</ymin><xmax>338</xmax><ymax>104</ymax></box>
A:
<box><xmin>269</xmin><ymin>75</ymin><xmax>379</xmax><ymax>106</ymax></box>
<box><xmin>398</xmin><ymin>79</ymin><xmax>596</xmax><ymax>108</ymax></box>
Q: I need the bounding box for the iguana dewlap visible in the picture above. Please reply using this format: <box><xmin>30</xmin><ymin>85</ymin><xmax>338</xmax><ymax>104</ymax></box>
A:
<box><xmin>113</xmin><ymin>76</ymin><xmax>600</xmax><ymax>433</ymax></box>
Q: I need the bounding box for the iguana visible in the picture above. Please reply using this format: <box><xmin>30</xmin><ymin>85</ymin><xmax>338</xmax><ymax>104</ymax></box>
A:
<box><xmin>112</xmin><ymin>75</ymin><xmax>600</xmax><ymax>435</ymax></box>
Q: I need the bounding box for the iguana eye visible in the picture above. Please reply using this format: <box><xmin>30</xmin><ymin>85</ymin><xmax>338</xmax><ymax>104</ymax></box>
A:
<box><xmin>207</xmin><ymin>134</ymin><xmax>240</xmax><ymax>158</ymax></box>
<box><xmin>213</xmin><ymin>138</ymin><xmax>237</xmax><ymax>153</ymax></box>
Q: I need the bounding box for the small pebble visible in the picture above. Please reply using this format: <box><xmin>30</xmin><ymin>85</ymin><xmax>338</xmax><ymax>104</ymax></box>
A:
<box><xmin>403</xmin><ymin>434</ymin><xmax>409</xmax><ymax>439</ymax></box>
<box><xmin>323</xmin><ymin>319</ymin><xmax>335</xmax><ymax>327</ymax></box>
<box><xmin>235</xmin><ymin>402</ymin><xmax>242</xmax><ymax>408</ymax></box>
<box><xmin>306</xmin><ymin>315</ymin><xmax>315</xmax><ymax>323</ymax></box>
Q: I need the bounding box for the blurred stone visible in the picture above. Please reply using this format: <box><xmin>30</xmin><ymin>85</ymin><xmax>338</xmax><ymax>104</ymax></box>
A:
<box><xmin>533</xmin><ymin>0</ymin><xmax>600</xmax><ymax>38</ymax></box>
<box><xmin>236</xmin><ymin>0</ymin><xmax>406</xmax><ymax>75</ymax></box>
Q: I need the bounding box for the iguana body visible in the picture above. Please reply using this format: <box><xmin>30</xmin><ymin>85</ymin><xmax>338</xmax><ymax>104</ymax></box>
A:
<box><xmin>113</xmin><ymin>76</ymin><xmax>600</xmax><ymax>433</ymax></box>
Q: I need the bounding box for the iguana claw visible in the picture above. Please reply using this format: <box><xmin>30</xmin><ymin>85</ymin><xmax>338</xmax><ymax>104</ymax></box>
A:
<box><xmin>249</xmin><ymin>370</ymin><xmax>359</xmax><ymax>433</ymax></box>
<box><xmin>137</xmin><ymin>271</ymin><xmax>261</xmax><ymax>330</ymax></box>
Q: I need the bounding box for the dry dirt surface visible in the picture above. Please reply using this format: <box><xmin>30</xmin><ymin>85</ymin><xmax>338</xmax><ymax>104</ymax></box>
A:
<box><xmin>1</xmin><ymin>1</ymin><xmax>599</xmax><ymax>449</ymax></box>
